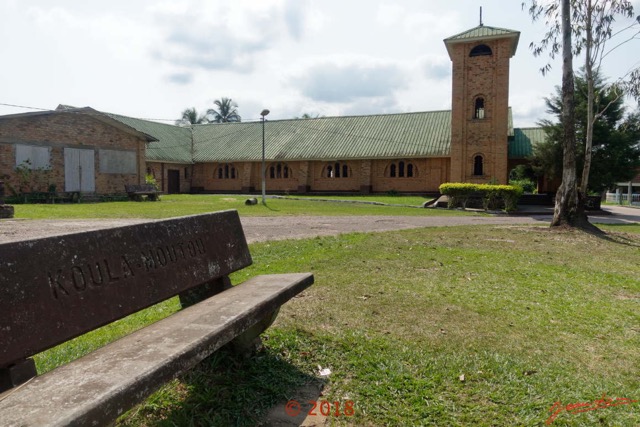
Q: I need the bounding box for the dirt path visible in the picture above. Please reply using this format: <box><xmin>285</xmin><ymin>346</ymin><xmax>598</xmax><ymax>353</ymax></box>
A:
<box><xmin>0</xmin><ymin>214</ymin><xmax>555</xmax><ymax>244</ymax></box>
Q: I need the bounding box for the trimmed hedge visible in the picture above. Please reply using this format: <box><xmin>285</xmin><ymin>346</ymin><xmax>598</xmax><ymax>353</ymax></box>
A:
<box><xmin>439</xmin><ymin>183</ymin><xmax>523</xmax><ymax>212</ymax></box>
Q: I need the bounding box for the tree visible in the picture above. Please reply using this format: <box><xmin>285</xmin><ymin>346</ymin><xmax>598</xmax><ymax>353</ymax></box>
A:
<box><xmin>570</xmin><ymin>1</ymin><xmax>639</xmax><ymax>211</ymax></box>
<box><xmin>206</xmin><ymin>97</ymin><xmax>241</xmax><ymax>123</ymax></box>
<box><xmin>176</xmin><ymin>107</ymin><xmax>207</xmax><ymax>126</ymax></box>
<box><xmin>524</xmin><ymin>0</ymin><xmax>640</xmax><ymax>230</ymax></box>
<box><xmin>525</xmin><ymin>0</ymin><xmax>582</xmax><ymax>228</ymax></box>
<box><xmin>294</xmin><ymin>113</ymin><xmax>321</xmax><ymax>119</ymax></box>
<box><xmin>532</xmin><ymin>71</ymin><xmax>640</xmax><ymax>192</ymax></box>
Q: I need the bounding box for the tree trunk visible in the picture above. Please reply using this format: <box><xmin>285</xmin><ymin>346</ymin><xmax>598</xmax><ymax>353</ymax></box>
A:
<box><xmin>577</xmin><ymin>0</ymin><xmax>598</xmax><ymax>231</ymax></box>
<box><xmin>573</xmin><ymin>1</ymin><xmax>602</xmax><ymax>233</ymax></box>
<box><xmin>551</xmin><ymin>0</ymin><xmax>579</xmax><ymax>227</ymax></box>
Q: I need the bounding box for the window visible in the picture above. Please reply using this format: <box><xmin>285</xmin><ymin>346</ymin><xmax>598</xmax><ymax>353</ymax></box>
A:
<box><xmin>323</xmin><ymin>162</ymin><xmax>350</xmax><ymax>178</ymax></box>
<box><xmin>470</xmin><ymin>44</ymin><xmax>492</xmax><ymax>57</ymax></box>
<box><xmin>99</xmin><ymin>149</ymin><xmax>136</xmax><ymax>174</ymax></box>
<box><xmin>15</xmin><ymin>144</ymin><xmax>51</xmax><ymax>170</ymax></box>
<box><xmin>386</xmin><ymin>161</ymin><xmax>417</xmax><ymax>178</ymax></box>
<box><xmin>474</xmin><ymin>97</ymin><xmax>485</xmax><ymax>119</ymax></box>
<box><xmin>269</xmin><ymin>162</ymin><xmax>290</xmax><ymax>179</ymax></box>
<box><xmin>473</xmin><ymin>155</ymin><xmax>484</xmax><ymax>176</ymax></box>
<box><xmin>214</xmin><ymin>163</ymin><xmax>237</xmax><ymax>179</ymax></box>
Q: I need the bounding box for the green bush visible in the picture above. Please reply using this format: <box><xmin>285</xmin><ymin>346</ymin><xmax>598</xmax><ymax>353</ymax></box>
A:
<box><xmin>439</xmin><ymin>183</ymin><xmax>523</xmax><ymax>212</ymax></box>
<box><xmin>438</xmin><ymin>183</ymin><xmax>478</xmax><ymax>209</ymax></box>
<box><xmin>509</xmin><ymin>178</ymin><xmax>536</xmax><ymax>194</ymax></box>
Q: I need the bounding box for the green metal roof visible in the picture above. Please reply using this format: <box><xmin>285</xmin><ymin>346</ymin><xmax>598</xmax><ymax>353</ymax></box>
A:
<box><xmin>444</xmin><ymin>25</ymin><xmax>520</xmax><ymax>57</ymax></box>
<box><xmin>107</xmin><ymin>114</ymin><xmax>193</xmax><ymax>164</ymax></box>
<box><xmin>101</xmin><ymin>108</ymin><xmax>528</xmax><ymax>163</ymax></box>
<box><xmin>193</xmin><ymin>111</ymin><xmax>452</xmax><ymax>162</ymax></box>
<box><xmin>508</xmin><ymin>127</ymin><xmax>546</xmax><ymax>158</ymax></box>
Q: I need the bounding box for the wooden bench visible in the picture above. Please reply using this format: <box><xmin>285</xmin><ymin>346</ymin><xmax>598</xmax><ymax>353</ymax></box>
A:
<box><xmin>125</xmin><ymin>184</ymin><xmax>160</xmax><ymax>201</ymax></box>
<box><xmin>0</xmin><ymin>210</ymin><xmax>314</xmax><ymax>426</ymax></box>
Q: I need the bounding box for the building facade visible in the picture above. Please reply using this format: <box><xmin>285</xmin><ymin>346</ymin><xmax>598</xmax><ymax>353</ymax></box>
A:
<box><xmin>0</xmin><ymin>23</ymin><xmax>544</xmax><ymax>197</ymax></box>
<box><xmin>0</xmin><ymin>108</ymin><xmax>153</xmax><ymax>196</ymax></box>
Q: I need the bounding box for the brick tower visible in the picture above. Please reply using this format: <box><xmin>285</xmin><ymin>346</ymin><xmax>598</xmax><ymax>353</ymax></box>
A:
<box><xmin>444</xmin><ymin>24</ymin><xmax>520</xmax><ymax>183</ymax></box>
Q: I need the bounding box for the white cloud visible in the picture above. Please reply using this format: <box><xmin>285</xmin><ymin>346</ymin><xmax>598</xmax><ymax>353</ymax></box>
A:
<box><xmin>0</xmin><ymin>0</ymin><xmax>638</xmax><ymax>125</ymax></box>
<box><xmin>292</xmin><ymin>58</ymin><xmax>407</xmax><ymax>103</ymax></box>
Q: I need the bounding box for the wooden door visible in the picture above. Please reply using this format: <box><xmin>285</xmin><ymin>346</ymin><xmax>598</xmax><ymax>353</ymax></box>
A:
<box><xmin>64</xmin><ymin>148</ymin><xmax>95</xmax><ymax>192</ymax></box>
<box><xmin>168</xmin><ymin>169</ymin><xmax>180</xmax><ymax>194</ymax></box>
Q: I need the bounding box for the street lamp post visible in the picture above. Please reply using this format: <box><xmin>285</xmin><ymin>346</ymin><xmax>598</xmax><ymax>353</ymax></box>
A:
<box><xmin>260</xmin><ymin>109</ymin><xmax>270</xmax><ymax>205</ymax></box>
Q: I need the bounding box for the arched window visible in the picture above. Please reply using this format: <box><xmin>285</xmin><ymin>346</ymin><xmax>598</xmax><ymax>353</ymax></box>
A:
<box><xmin>470</xmin><ymin>44</ymin><xmax>492</xmax><ymax>57</ymax></box>
<box><xmin>386</xmin><ymin>161</ymin><xmax>418</xmax><ymax>178</ymax></box>
<box><xmin>474</xmin><ymin>97</ymin><xmax>485</xmax><ymax>119</ymax></box>
<box><xmin>474</xmin><ymin>155</ymin><xmax>484</xmax><ymax>176</ymax></box>
<box><xmin>323</xmin><ymin>162</ymin><xmax>350</xmax><ymax>178</ymax></box>
<box><xmin>269</xmin><ymin>163</ymin><xmax>291</xmax><ymax>179</ymax></box>
<box><xmin>215</xmin><ymin>163</ymin><xmax>237</xmax><ymax>179</ymax></box>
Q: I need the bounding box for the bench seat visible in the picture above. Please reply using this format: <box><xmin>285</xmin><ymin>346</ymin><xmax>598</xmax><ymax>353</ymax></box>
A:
<box><xmin>0</xmin><ymin>273</ymin><xmax>313</xmax><ymax>427</ymax></box>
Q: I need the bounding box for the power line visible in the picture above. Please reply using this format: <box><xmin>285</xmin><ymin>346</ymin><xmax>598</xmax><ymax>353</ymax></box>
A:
<box><xmin>0</xmin><ymin>102</ymin><xmax>50</xmax><ymax>111</ymax></box>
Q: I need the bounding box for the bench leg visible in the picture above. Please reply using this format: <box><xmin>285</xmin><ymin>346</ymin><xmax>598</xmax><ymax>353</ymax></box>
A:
<box><xmin>0</xmin><ymin>358</ymin><xmax>37</xmax><ymax>393</ymax></box>
<box><xmin>178</xmin><ymin>276</ymin><xmax>232</xmax><ymax>308</ymax></box>
<box><xmin>228</xmin><ymin>308</ymin><xmax>280</xmax><ymax>357</ymax></box>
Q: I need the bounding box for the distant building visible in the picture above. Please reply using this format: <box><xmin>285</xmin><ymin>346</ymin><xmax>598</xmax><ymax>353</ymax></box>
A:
<box><xmin>0</xmin><ymin>23</ymin><xmax>547</xmax><ymax>197</ymax></box>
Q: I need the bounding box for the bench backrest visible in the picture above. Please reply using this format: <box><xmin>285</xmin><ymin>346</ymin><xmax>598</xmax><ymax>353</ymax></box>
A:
<box><xmin>125</xmin><ymin>184</ymin><xmax>157</xmax><ymax>193</ymax></box>
<box><xmin>0</xmin><ymin>210</ymin><xmax>252</xmax><ymax>369</ymax></box>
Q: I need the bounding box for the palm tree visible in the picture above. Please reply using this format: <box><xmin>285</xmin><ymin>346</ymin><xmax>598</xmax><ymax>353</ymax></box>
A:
<box><xmin>176</xmin><ymin>107</ymin><xmax>206</xmax><ymax>125</ymax></box>
<box><xmin>294</xmin><ymin>113</ymin><xmax>320</xmax><ymax>119</ymax></box>
<box><xmin>207</xmin><ymin>97</ymin><xmax>241</xmax><ymax>123</ymax></box>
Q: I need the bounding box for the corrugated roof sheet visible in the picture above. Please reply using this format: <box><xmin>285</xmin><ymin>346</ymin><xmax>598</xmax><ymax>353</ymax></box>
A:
<box><xmin>508</xmin><ymin>127</ymin><xmax>546</xmax><ymax>158</ymax></box>
<box><xmin>192</xmin><ymin>111</ymin><xmax>452</xmax><ymax>162</ymax></box>
<box><xmin>107</xmin><ymin>114</ymin><xmax>193</xmax><ymax>163</ymax></box>
<box><xmin>102</xmin><ymin>108</ymin><xmax>531</xmax><ymax>163</ymax></box>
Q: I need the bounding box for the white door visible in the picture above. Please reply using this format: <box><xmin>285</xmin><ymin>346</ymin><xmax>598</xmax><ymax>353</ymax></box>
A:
<box><xmin>64</xmin><ymin>148</ymin><xmax>95</xmax><ymax>192</ymax></box>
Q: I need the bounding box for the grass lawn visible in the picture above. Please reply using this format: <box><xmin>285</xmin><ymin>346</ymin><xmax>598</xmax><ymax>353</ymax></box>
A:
<box><xmin>32</xmin><ymin>222</ymin><xmax>640</xmax><ymax>426</ymax></box>
<box><xmin>11</xmin><ymin>194</ymin><xmax>473</xmax><ymax>219</ymax></box>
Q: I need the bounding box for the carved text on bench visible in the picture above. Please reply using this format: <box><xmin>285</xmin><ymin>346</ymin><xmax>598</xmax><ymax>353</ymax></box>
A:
<box><xmin>47</xmin><ymin>237</ymin><xmax>208</xmax><ymax>300</ymax></box>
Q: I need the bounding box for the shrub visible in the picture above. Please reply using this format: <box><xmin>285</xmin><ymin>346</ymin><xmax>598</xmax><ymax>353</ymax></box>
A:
<box><xmin>145</xmin><ymin>174</ymin><xmax>159</xmax><ymax>190</ymax></box>
<box><xmin>509</xmin><ymin>178</ymin><xmax>536</xmax><ymax>194</ymax></box>
<box><xmin>439</xmin><ymin>183</ymin><xmax>523</xmax><ymax>212</ymax></box>
<box><xmin>438</xmin><ymin>183</ymin><xmax>478</xmax><ymax>209</ymax></box>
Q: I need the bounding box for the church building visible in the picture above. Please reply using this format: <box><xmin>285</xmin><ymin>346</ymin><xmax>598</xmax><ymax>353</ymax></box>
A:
<box><xmin>0</xmin><ymin>23</ymin><xmax>545</xmax><ymax>197</ymax></box>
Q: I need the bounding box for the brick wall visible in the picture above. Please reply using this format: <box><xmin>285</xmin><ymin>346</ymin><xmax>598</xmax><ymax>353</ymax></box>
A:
<box><xmin>192</xmin><ymin>162</ymin><xmax>243</xmax><ymax>192</ymax></box>
<box><xmin>148</xmin><ymin>162</ymin><xmax>192</xmax><ymax>194</ymax></box>
<box><xmin>190</xmin><ymin>158</ymin><xmax>451</xmax><ymax>194</ymax></box>
<box><xmin>449</xmin><ymin>37</ymin><xmax>512</xmax><ymax>184</ymax></box>
<box><xmin>371</xmin><ymin>158</ymin><xmax>449</xmax><ymax>192</ymax></box>
<box><xmin>310</xmin><ymin>160</ymin><xmax>360</xmax><ymax>192</ymax></box>
<box><xmin>0</xmin><ymin>112</ymin><xmax>145</xmax><ymax>195</ymax></box>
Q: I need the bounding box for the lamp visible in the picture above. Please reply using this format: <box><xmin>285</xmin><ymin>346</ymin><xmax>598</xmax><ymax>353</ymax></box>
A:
<box><xmin>260</xmin><ymin>109</ymin><xmax>270</xmax><ymax>205</ymax></box>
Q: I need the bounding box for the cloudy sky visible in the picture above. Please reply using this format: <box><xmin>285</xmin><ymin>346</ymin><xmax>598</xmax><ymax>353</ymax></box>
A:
<box><xmin>1</xmin><ymin>0</ymin><xmax>639</xmax><ymax>127</ymax></box>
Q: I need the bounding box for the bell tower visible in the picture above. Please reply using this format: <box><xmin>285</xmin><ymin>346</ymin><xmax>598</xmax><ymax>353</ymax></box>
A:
<box><xmin>444</xmin><ymin>23</ymin><xmax>520</xmax><ymax>183</ymax></box>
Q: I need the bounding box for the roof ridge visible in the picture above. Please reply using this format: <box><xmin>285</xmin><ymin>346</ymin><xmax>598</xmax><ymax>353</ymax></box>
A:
<box><xmin>444</xmin><ymin>24</ymin><xmax>520</xmax><ymax>41</ymax></box>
